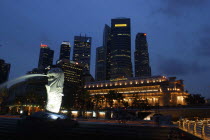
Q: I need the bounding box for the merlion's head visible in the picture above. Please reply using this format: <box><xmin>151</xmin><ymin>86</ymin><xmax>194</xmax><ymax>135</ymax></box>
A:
<box><xmin>46</xmin><ymin>68</ymin><xmax>64</xmax><ymax>88</ymax></box>
<box><xmin>47</xmin><ymin>68</ymin><xmax>63</xmax><ymax>81</ymax></box>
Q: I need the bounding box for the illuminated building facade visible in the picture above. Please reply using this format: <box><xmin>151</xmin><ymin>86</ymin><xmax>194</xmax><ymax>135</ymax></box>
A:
<box><xmin>56</xmin><ymin>59</ymin><xmax>83</xmax><ymax>86</ymax></box>
<box><xmin>85</xmin><ymin>76</ymin><xmax>189</xmax><ymax>107</ymax></box>
<box><xmin>135</xmin><ymin>33</ymin><xmax>151</xmax><ymax>77</ymax></box>
<box><xmin>110</xmin><ymin>18</ymin><xmax>133</xmax><ymax>79</ymax></box>
<box><xmin>56</xmin><ymin>59</ymin><xmax>83</xmax><ymax>108</ymax></box>
<box><xmin>38</xmin><ymin>43</ymin><xmax>54</xmax><ymax>70</ymax></box>
<box><xmin>59</xmin><ymin>41</ymin><xmax>71</xmax><ymax>60</ymax></box>
<box><xmin>0</xmin><ymin>59</ymin><xmax>10</xmax><ymax>84</ymax></box>
<box><xmin>4</xmin><ymin>77</ymin><xmax>47</xmax><ymax>115</ymax></box>
<box><xmin>73</xmin><ymin>35</ymin><xmax>91</xmax><ymax>74</ymax></box>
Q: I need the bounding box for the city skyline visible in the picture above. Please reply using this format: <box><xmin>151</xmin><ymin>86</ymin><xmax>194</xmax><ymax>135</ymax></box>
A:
<box><xmin>0</xmin><ymin>0</ymin><xmax>210</xmax><ymax>98</ymax></box>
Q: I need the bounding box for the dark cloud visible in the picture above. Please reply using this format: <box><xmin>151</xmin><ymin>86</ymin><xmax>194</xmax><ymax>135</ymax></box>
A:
<box><xmin>196</xmin><ymin>37</ymin><xmax>210</xmax><ymax>57</ymax></box>
<box><xmin>157</xmin><ymin>57</ymin><xmax>208</xmax><ymax>76</ymax></box>
<box><xmin>193</xmin><ymin>26</ymin><xmax>210</xmax><ymax>57</ymax></box>
<box><xmin>166</xmin><ymin>0</ymin><xmax>208</xmax><ymax>7</ymax></box>
<box><xmin>152</xmin><ymin>0</ymin><xmax>208</xmax><ymax>17</ymax></box>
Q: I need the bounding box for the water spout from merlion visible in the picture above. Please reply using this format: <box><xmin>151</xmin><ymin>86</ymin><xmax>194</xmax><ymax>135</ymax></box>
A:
<box><xmin>0</xmin><ymin>74</ymin><xmax>47</xmax><ymax>88</ymax></box>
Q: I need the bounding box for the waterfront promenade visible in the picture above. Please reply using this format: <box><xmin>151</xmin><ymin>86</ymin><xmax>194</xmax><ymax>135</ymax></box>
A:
<box><xmin>0</xmin><ymin>115</ymin><xmax>202</xmax><ymax>140</ymax></box>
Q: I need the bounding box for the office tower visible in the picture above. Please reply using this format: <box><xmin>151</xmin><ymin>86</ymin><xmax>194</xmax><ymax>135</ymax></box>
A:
<box><xmin>38</xmin><ymin>43</ymin><xmax>54</xmax><ymax>70</ymax></box>
<box><xmin>135</xmin><ymin>33</ymin><xmax>151</xmax><ymax>77</ymax></box>
<box><xmin>0</xmin><ymin>59</ymin><xmax>11</xmax><ymax>84</ymax></box>
<box><xmin>56</xmin><ymin>59</ymin><xmax>83</xmax><ymax>86</ymax></box>
<box><xmin>73</xmin><ymin>35</ymin><xmax>91</xmax><ymax>74</ymax></box>
<box><xmin>59</xmin><ymin>41</ymin><xmax>71</xmax><ymax>60</ymax></box>
<box><xmin>95</xmin><ymin>46</ymin><xmax>106</xmax><ymax>81</ymax></box>
<box><xmin>110</xmin><ymin>18</ymin><xmax>133</xmax><ymax>79</ymax></box>
<box><xmin>103</xmin><ymin>24</ymin><xmax>111</xmax><ymax>80</ymax></box>
<box><xmin>103</xmin><ymin>24</ymin><xmax>111</xmax><ymax>48</ymax></box>
<box><xmin>56</xmin><ymin>59</ymin><xmax>83</xmax><ymax>108</ymax></box>
<box><xmin>95</xmin><ymin>24</ymin><xmax>111</xmax><ymax>81</ymax></box>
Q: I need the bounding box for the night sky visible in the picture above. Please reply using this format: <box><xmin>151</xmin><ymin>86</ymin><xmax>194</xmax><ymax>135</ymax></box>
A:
<box><xmin>0</xmin><ymin>0</ymin><xmax>210</xmax><ymax>98</ymax></box>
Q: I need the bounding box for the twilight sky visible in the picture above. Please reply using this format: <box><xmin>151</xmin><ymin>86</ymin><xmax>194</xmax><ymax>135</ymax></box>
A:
<box><xmin>0</xmin><ymin>0</ymin><xmax>210</xmax><ymax>98</ymax></box>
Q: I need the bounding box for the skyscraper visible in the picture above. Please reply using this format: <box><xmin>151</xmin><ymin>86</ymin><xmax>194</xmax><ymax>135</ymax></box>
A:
<box><xmin>38</xmin><ymin>43</ymin><xmax>54</xmax><ymax>70</ymax></box>
<box><xmin>103</xmin><ymin>24</ymin><xmax>111</xmax><ymax>80</ymax></box>
<box><xmin>73</xmin><ymin>35</ymin><xmax>91</xmax><ymax>74</ymax></box>
<box><xmin>135</xmin><ymin>33</ymin><xmax>151</xmax><ymax>77</ymax></box>
<box><xmin>0</xmin><ymin>59</ymin><xmax>10</xmax><ymax>84</ymax></box>
<box><xmin>95</xmin><ymin>24</ymin><xmax>111</xmax><ymax>81</ymax></box>
<box><xmin>95</xmin><ymin>46</ymin><xmax>106</xmax><ymax>81</ymax></box>
<box><xmin>56</xmin><ymin>59</ymin><xmax>83</xmax><ymax>86</ymax></box>
<box><xmin>59</xmin><ymin>41</ymin><xmax>71</xmax><ymax>60</ymax></box>
<box><xmin>56</xmin><ymin>59</ymin><xmax>83</xmax><ymax>108</ymax></box>
<box><xmin>110</xmin><ymin>18</ymin><xmax>133</xmax><ymax>79</ymax></box>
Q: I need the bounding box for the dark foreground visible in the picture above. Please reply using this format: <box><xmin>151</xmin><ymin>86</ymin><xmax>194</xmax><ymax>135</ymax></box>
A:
<box><xmin>0</xmin><ymin>118</ymin><xmax>201</xmax><ymax>140</ymax></box>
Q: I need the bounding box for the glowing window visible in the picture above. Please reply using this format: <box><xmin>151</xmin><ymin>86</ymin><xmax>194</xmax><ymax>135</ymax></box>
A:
<box><xmin>115</xmin><ymin>24</ymin><xmax>127</xmax><ymax>27</ymax></box>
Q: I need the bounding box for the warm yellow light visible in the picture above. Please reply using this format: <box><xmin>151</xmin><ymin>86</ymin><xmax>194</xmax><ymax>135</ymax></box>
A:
<box><xmin>99</xmin><ymin>111</ymin><xmax>105</xmax><ymax>115</ymax></box>
<box><xmin>115</xmin><ymin>24</ymin><xmax>127</xmax><ymax>27</ymax></box>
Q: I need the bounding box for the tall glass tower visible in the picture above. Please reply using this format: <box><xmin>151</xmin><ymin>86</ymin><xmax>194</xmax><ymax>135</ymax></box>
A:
<box><xmin>95</xmin><ymin>46</ymin><xmax>106</xmax><ymax>81</ymax></box>
<box><xmin>95</xmin><ymin>24</ymin><xmax>111</xmax><ymax>81</ymax></box>
<box><xmin>59</xmin><ymin>41</ymin><xmax>71</xmax><ymax>60</ymax></box>
<box><xmin>38</xmin><ymin>43</ymin><xmax>54</xmax><ymax>70</ymax></box>
<box><xmin>73</xmin><ymin>35</ymin><xmax>91</xmax><ymax>74</ymax></box>
<box><xmin>103</xmin><ymin>24</ymin><xmax>111</xmax><ymax>80</ymax></box>
<box><xmin>110</xmin><ymin>18</ymin><xmax>133</xmax><ymax>79</ymax></box>
<box><xmin>135</xmin><ymin>33</ymin><xmax>151</xmax><ymax>77</ymax></box>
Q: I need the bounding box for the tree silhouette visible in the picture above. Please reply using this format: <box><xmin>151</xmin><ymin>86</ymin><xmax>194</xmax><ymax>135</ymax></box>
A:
<box><xmin>77</xmin><ymin>90</ymin><xmax>93</xmax><ymax>110</ymax></box>
<box><xmin>131</xmin><ymin>94</ymin><xmax>150</xmax><ymax>109</ymax></box>
<box><xmin>185</xmin><ymin>94</ymin><xmax>205</xmax><ymax>105</ymax></box>
<box><xmin>105</xmin><ymin>90</ymin><xmax>117</xmax><ymax>108</ymax></box>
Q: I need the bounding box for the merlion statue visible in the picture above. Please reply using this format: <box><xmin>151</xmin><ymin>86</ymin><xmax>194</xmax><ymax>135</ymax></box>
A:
<box><xmin>45</xmin><ymin>68</ymin><xmax>64</xmax><ymax>113</ymax></box>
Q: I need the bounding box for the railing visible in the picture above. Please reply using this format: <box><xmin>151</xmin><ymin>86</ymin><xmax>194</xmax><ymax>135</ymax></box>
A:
<box><xmin>177</xmin><ymin>119</ymin><xmax>210</xmax><ymax>140</ymax></box>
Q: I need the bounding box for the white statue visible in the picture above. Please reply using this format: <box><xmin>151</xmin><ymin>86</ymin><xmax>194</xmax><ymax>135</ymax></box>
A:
<box><xmin>45</xmin><ymin>68</ymin><xmax>64</xmax><ymax>113</ymax></box>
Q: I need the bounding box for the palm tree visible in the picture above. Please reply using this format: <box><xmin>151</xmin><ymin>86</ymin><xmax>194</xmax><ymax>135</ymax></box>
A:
<box><xmin>77</xmin><ymin>90</ymin><xmax>94</xmax><ymax>118</ymax></box>
<box><xmin>115</xmin><ymin>93</ymin><xmax>124</xmax><ymax>107</ymax></box>
<box><xmin>122</xmin><ymin>101</ymin><xmax>129</xmax><ymax>108</ymax></box>
<box><xmin>132</xmin><ymin>94</ymin><xmax>139</xmax><ymax>108</ymax></box>
<box><xmin>78</xmin><ymin>90</ymin><xmax>92</xmax><ymax>110</ymax></box>
<box><xmin>93</xmin><ymin>94</ymin><xmax>103</xmax><ymax>110</ymax></box>
<box><xmin>105</xmin><ymin>90</ymin><xmax>117</xmax><ymax>108</ymax></box>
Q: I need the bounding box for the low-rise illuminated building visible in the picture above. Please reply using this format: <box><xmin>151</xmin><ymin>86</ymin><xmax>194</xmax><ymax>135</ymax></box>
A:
<box><xmin>3</xmin><ymin>76</ymin><xmax>47</xmax><ymax>115</ymax></box>
<box><xmin>85</xmin><ymin>76</ymin><xmax>189</xmax><ymax>107</ymax></box>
